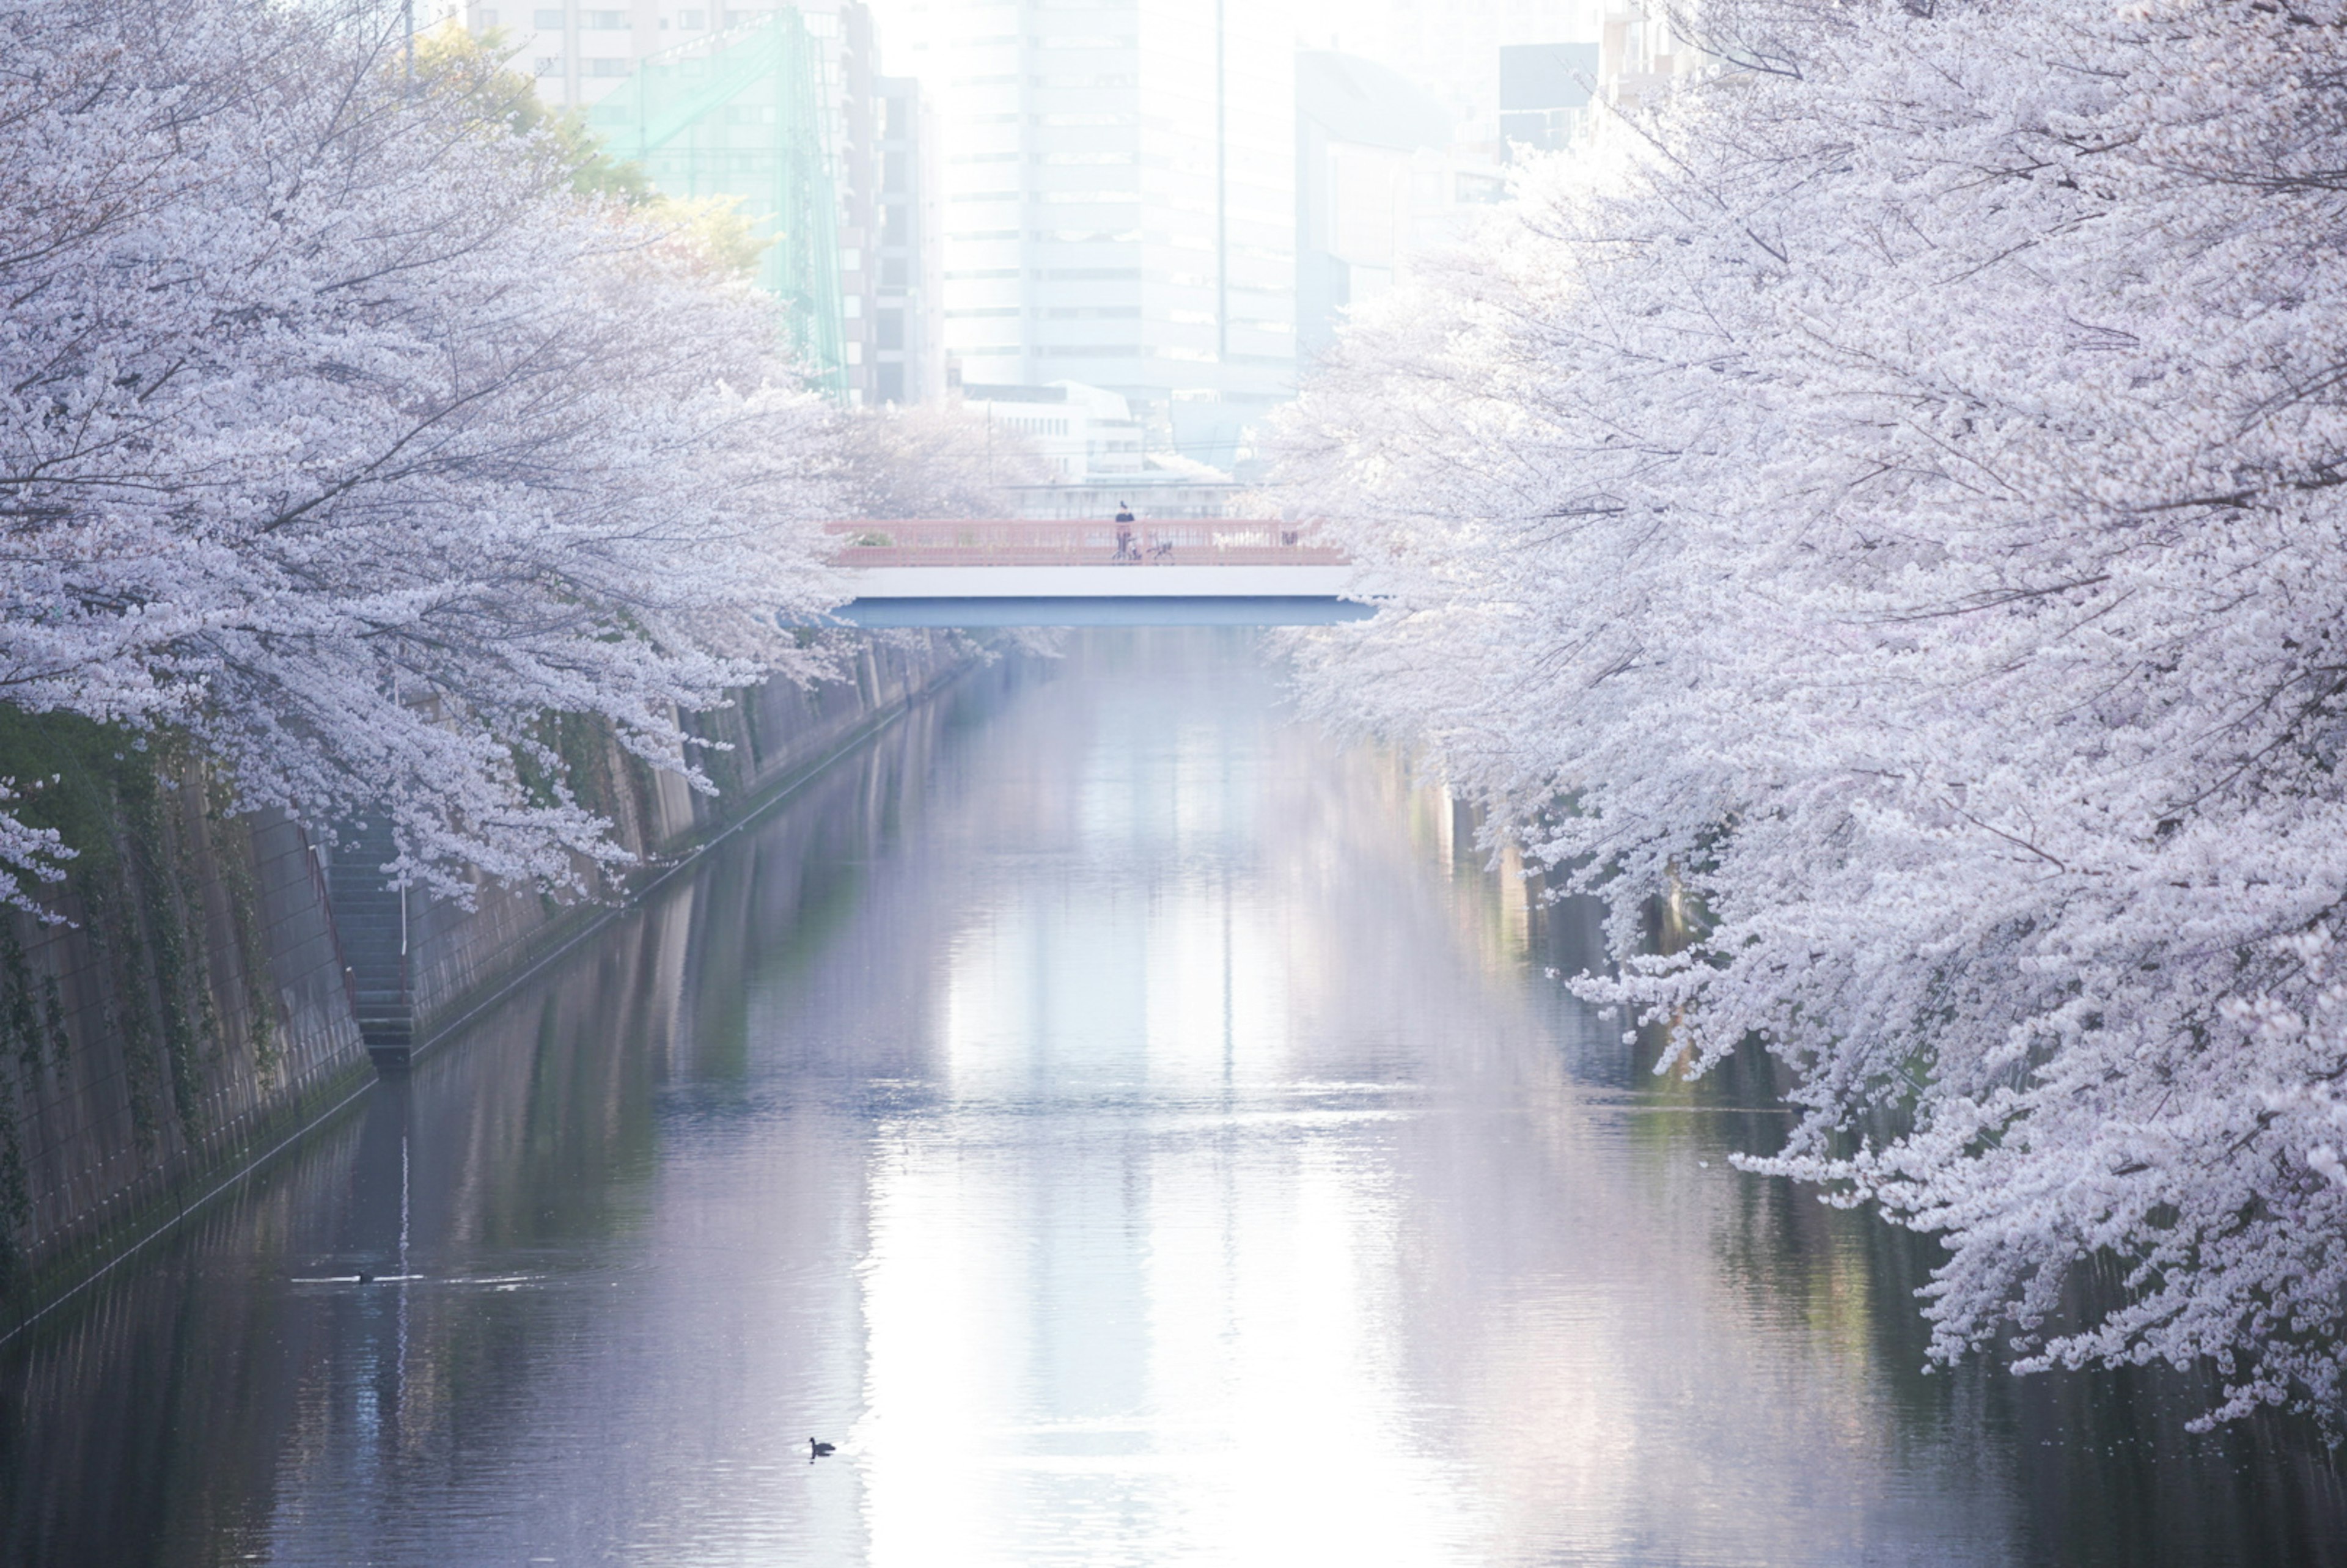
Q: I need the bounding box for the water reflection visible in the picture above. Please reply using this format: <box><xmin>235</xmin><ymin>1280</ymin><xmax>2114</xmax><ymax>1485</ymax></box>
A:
<box><xmin>3</xmin><ymin>631</ymin><xmax>2344</xmax><ymax>1566</ymax></box>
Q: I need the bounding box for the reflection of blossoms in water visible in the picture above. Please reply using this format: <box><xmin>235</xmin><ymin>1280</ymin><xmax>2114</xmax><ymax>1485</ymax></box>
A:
<box><xmin>4</xmin><ymin>635</ymin><xmax>2336</xmax><ymax>1567</ymax></box>
<box><xmin>1283</xmin><ymin>0</ymin><xmax>2347</xmax><ymax>1429</ymax></box>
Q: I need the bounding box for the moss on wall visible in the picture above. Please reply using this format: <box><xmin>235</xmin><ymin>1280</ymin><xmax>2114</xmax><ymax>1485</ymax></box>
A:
<box><xmin>0</xmin><ymin>711</ymin><xmax>265</xmax><ymax>1278</ymax></box>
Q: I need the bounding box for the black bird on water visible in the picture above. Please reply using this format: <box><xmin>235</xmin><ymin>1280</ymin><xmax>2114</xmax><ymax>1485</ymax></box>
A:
<box><xmin>808</xmin><ymin>1438</ymin><xmax>836</xmax><ymax>1461</ymax></box>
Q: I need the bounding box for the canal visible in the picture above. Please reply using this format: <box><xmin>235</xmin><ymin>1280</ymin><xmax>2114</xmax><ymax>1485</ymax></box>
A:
<box><xmin>4</xmin><ymin>631</ymin><xmax>2344</xmax><ymax>1566</ymax></box>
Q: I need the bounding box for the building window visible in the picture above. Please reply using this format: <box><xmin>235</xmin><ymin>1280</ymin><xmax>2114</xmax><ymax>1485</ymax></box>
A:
<box><xmin>678</xmin><ymin>7</ymin><xmax>704</xmax><ymax>24</ymax></box>
<box><xmin>582</xmin><ymin>9</ymin><xmax>624</xmax><ymax>26</ymax></box>
<box><xmin>876</xmin><ymin>310</ymin><xmax>904</xmax><ymax>350</ymax></box>
<box><xmin>881</xmin><ymin>258</ymin><xmax>908</xmax><ymax>288</ymax></box>
<box><xmin>586</xmin><ymin>56</ymin><xmax>630</xmax><ymax>75</ymax></box>
<box><xmin>474</xmin><ymin>7</ymin><xmax>499</xmax><ymax>24</ymax></box>
<box><xmin>883</xmin><ymin>205</ymin><xmax>908</xmax><ymax>245</ymax></box>
<box><xmin>877</xmin><ymin>364</ymin><xmax>905</xmax><ymax>403</ymax></box>
<box><xmin>533</xmin><ymin>7</ymin><xmax>564</xmax><ymax>26</ymax></box>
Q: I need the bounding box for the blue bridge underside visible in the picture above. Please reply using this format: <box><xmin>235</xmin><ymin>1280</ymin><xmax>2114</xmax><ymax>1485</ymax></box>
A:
<box><xmin>833</xmin><ymin>596</ymin><xmax>1377</xmax><ymax>628</ymax></box>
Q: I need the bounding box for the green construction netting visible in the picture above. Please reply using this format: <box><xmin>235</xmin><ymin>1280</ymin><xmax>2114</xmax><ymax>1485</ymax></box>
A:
<box><xmin>590</xmin><ymin>12</ymin><xmax>845</xmax><ymax>392</ymax></box>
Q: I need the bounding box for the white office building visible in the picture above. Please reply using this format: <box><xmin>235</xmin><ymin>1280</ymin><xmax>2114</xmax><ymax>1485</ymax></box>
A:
<box><xmin>889</xmin><ymin>0</ymin><xmax>1296</xmax><ymax>472</ymax></box>
<box><xmin>960</xmin><ymin>381</ymin><xmax>1144</xmax><ymax>482</ymax></box>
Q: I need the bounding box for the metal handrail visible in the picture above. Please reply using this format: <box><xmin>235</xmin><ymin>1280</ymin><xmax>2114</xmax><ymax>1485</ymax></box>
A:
<box><xmin>823</xmin><ymin>519</ymin><xmax>1346</xmax><ymax>566</ymax></box>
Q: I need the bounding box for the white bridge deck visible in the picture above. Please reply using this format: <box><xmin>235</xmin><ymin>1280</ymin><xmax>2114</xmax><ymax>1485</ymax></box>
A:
<box><xmin>822</xmin><ymin>519</ymin><xmax>1369</xmax><ymax>627</ymax></box>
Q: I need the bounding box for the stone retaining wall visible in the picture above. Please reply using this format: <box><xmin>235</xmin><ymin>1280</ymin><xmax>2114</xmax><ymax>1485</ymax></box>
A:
<box><xmin>0</xmin><ymin>634</ymin><xmax>976</xmax><ymax>1318</ymax></box>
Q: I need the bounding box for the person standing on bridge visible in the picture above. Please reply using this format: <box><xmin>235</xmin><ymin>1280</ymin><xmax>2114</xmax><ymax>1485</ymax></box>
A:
<box><xmin>1114</xmin><ymin>500</ymin><xmax>1136</xmax><ymax>562</ymax></box>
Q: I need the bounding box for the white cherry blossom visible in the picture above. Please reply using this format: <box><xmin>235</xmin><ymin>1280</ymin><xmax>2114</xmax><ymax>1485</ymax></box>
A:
<box><xmin>1284</xmin><ymin>0</ymin><xmax>2347</xmax><ymax>1424</ymax></box>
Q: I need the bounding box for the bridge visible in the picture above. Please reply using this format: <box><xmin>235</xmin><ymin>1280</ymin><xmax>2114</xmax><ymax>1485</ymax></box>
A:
<box><xmin>820</xmin><ymin>519</ymin><xmax>1370</xmax><ymax>627</ymax></box>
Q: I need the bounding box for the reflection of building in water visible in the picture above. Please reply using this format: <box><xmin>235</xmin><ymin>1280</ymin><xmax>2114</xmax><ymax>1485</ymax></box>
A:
<box><xmin>7</xmin><ymin>637</ymin><xmax>2322</xmax><ymax>1566</ymax></box>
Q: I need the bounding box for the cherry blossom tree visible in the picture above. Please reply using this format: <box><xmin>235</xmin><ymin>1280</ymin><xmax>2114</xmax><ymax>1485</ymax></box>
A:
<box><xmin>829</xmin><ymin>401</ymin><xmax>1046</xmax><ymax>521</ymax></box>
<box><xmin>0</xmin><ymin>0</ymin><xmax>843</xmax><ymax>907</ymax></box>
<box><xmin>1284</xmin><ymin>0</ymin><xmax>2347</xmax><ymax>1424</ymax></box>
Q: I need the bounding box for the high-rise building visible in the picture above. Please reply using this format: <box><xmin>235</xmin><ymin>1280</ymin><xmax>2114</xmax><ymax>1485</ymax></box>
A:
<box><xmin>479</xmin><ymin>0</ymin><xmax>722</xmax><ymax>111</ymax></box>
<box><xmin>1496</xmin><ymin>41</ymin><xmax>1598</xmax><ymax>153</ymax></box>
<box><xmin>838</xmin><ymin>7</ymin><xmax>944</xmax><ymax>404</ymax></box>
<box><xmin>474</xmin><ymin>1</ymin><xmax>944</xmax><ymax>403</ymax></box>
<box><xmin>895</xmin><ymin>0</ymin><xmax>1297</xmax><ymax>472</ymax></box>
<box><xmin>1295</xmin><ymin>51</ymin><xmax>1476</xmax><ymax>364</ymax></box>
<box><xmin>1287</xmin><ymin>0</ymin><xmax>1600</xmax><ymax>144</ymax></box>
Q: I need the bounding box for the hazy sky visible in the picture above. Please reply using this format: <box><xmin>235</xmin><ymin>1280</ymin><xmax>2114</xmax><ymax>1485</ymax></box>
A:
<box><xmin>861</xmin><ymin>0</ymin><xmax>1604</xmax><ymax>134</ymax></box>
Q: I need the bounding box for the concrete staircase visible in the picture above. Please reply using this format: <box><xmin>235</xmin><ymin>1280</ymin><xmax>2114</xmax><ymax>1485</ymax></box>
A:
<box><xmin>325</xmin><ymin>815</ymin><xmax>413</xmax><ymax>1070</ymax></box>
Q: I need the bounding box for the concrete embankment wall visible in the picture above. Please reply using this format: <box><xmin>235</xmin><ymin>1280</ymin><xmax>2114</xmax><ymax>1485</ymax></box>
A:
<box><xmin>0</xmin><ymin>635</ymin><xmax>974</xmax><ymax>1321</ymax></box>
<box><xmin>397</xmin><ymin>639</ymin><xmax>957</xmax><ymax>1044</ymax></box>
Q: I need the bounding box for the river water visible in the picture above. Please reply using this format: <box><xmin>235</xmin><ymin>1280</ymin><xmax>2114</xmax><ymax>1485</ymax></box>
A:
<box><xmin>4</xmin><ymin>631</ymin><xmax>2345</xmax><ymax>1567</ymax></box>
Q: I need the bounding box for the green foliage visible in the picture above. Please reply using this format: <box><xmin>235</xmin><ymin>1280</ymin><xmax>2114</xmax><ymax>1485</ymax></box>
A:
<box><xmin>645</xmin><ymin>192</ymin><xmax>776</xmax><ymax>279</ymax></box>
<box><xmin>0</xmin><ymin>1104</ymin><xmax>25</xmax><ymax>1286</ymax></box>
<box><xmin>0</xmin><ymin>914</ymin><xmax>64</xmax><ymax>1285</ymax></box>
<box><xmin>208</xmin><ymin>782</ymin><xmax>281</xmax><ymax>1086</ymax></box>
<box><xmin>413</xmin><ymin>25</ymin><xmax>771</xmax><ymax>277</ymax></box>
<box><xmin>0</xmin><ymin>709</ymin><xmax>239</xmax><ymax>1156</ymax></box>
<box><xmin>79</xmin><ymin>876</ymin><xmax>160</xmax><ymax>1150</ymax></box>
<box><xmin>0</xmin><ymin>921</ymin><xmax>57</xmax><ymax>1079</ymax></box>
<box><xmin>413</xmin><ymin>24</ymin><xmax>653</xmax><ymax>201</ymax></box>
<box><xmin>0</xmin><ymin>707</ymin><xmax>137</xmax><ymax>876</ymax></box>
<box><xmin>119</xmin><ymin>761</ymin><xmax>219</xmax><ymax>1132</ymax></box>
<box><xmin>514</xmin><ymin>711</ymin><xmax>615</xmax><ymax>817</ymax></box>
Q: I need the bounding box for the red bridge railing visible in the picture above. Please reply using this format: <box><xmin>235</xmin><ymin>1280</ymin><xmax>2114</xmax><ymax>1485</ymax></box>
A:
<box><xmin>825</xmin><ymin>519</ymin><xmax>1346</xmax><ymax>568</ymax></box>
